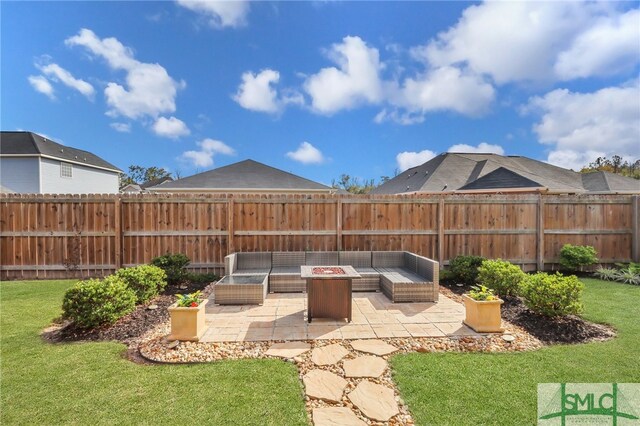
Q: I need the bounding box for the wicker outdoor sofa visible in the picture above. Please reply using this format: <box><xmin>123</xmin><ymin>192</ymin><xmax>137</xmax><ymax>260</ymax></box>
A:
<box><xmin>224</xmin><ymin>251</ymin><xmax>439</xmax><ymax>302</ymax></box>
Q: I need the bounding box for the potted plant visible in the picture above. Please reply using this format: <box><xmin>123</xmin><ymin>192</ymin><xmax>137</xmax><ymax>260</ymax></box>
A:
<box><xmin>462</xmin><ymin>285</ymin><xmax>504</xmax><ymax>333</ymax></box>
<box><xmin>168</xmin><ymin>291</ymin><xmax>208</xmax><ymax>341</ymax></box>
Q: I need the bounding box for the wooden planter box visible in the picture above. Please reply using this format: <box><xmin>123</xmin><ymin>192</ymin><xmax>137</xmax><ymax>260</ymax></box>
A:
<box><xmin>463</xmin><ymin>295</ymin><xmax>504</xmax><ymax>333</ymax></box>
<box><xmin>168</xmin><ymin>300</ymin><xmax>208</xmax><ymax>341</ymax></box>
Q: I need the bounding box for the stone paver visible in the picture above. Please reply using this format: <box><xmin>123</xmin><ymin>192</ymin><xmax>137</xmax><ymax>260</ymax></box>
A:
<box><xmin>311</xmin><ymin>343</ymin><xmax>349</xmax><ymax>366</ymax></box>
<box><xmin>303</xmin><ymin>370</ymin><xmax>347</xmax><ymax>403</ymax></box>
<box><xmin>343</xmin><ymin>355</ymin><xmax>387</xmax><ymax>378</ymax></box>
<box><xmin>312</xmin><ymin>407</ymin><xmax>366</xmax><ymax>426</ymax></box>
<box><xmin>348</xmin><ymin>380</ymin><xmax>399</xmax><ymax>422</ymax></box>
<box><xmin>351</xmin><ymin>339</ymin><xmax>398</xmax><ymax>356</ymax></box>
<box><xmin>205</xmin><ymin>292</ymin><xmax>467</xmax><ymax>342</ymax></box>
<box><xmin>265</xmin><ymin>341</ymin><xmax>310</xmax><ymax>358</ymax></box>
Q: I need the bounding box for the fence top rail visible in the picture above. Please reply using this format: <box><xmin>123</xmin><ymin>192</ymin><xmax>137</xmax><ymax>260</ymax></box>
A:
<box><xmin>0</xmin><ymin>192</ymin><xmax>635</xmax><ymax>202</ymax></box>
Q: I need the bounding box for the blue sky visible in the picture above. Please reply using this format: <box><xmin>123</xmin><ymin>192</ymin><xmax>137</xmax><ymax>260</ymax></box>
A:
<box><xmin>2</xmin><ymin>1</ymin><xmax>639</xmax><ymax>185</ymax></box>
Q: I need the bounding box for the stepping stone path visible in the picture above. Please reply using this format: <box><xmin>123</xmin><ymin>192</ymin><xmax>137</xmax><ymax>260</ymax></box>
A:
<box><xmin>303</xmin><ymin>370</ymin><xmax>347</xmax><ymax>403</ymax></box>
<box><xmin>350</xmin><ymin>339</ymin><xmax>399</xmax><ymax>356</ymax></box>
<box><xmin>348</xmin><ymin>380</ymin><xmax>400</xmax><ymax>422</ymax></box>
<box><xmin>265</xmin><ymin>341</ymin><xmax>310</xmax><ymax>358</ymax></box>
<box><xmin>263</xmin><ymin>339</ymin><xmax>409</xmax><ymax>425</ymax></box>
<box><xmin>311</xmin><ymin>343</ymin><xmax>349</xmax><ymax>366</ymax></box>
<box><xmin>343</xmin><ymin>355</ymin><xmax>387</xmax><ymax>378</ymax></box>
<box><xmin>312</xmin><ymin>407</ymin><xmax>366</xmax><ymax>426</ymax></box>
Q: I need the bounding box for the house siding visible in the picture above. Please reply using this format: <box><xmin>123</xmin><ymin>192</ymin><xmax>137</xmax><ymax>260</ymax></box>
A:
<box><xmin>39</xmin><ymin>158</ymin><xmax>119</xmax><ymax>194</ymax></box>
<box><xmin>0</xmin><ymin>157</ymin><xmax>40</xmax><ymax>193</ymax></box>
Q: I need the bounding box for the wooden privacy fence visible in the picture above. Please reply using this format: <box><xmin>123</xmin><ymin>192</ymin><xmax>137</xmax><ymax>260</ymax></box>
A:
<box><xmin>1</xmin><ymin>192</ymin><xmax>638</xmax><ymax>280</ymax></box>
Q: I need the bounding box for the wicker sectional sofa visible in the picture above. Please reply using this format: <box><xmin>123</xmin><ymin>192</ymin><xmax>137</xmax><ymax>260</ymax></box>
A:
<box><xmin>224</xmin><ymin>251</ymin><xmax>439</xmax><ymax>302</ymax></box>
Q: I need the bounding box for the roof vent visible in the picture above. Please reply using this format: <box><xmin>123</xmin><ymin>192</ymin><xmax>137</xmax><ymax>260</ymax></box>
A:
<box><xmin>60</xmin><ymin>148</ymin><xmax>64</xmax><ymax>153</ymax></box>
<box><xmin>84</xmin><ymin>157</ymin><xmax>87</xmax><ymax>161</ymax></box>
<box><xmin>406</xmin><ymin>186</ymin><xmax>410</xmax><ymax>191</ymax></box>
<box><xmin>75</xmin><ymin>155</ymin><xmax>78</xmax><ymax>159</ymax></box>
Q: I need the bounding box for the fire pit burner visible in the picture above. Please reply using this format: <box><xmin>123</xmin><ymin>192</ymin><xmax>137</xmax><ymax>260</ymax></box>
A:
<box><xmin>312</xmin><ymin>267</ymin><xmax>345</xmax><ymax>275</ymax></box>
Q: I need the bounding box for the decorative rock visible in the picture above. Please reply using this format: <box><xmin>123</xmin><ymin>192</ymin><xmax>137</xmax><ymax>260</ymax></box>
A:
<box><xmin>343</xmin><ymin>355</ymin><xmax>387</xmax><ymax>378</ymax></box>
<box><xmin>313</xmin><ymin>407</ymin><xmax>366</xmax><ymax>426</ymax></box>
<box><xmin>348</xmin><ymin>380</ymin><xmax>399</xmax><ymax>422</ymax></box>
<box><xmin>179</xmin><ymin>285</ymin><xmax>188</xmax><ymax>290</ymax></box>
<box><xmin>147</xmin><ymin>304</ymin><xmax>158</xmax><ymax>310</ymax></box>
<box><xmin>351</xmin><ymin>339</ymin><xmax>398</xmax><ymax>356</ymax></box>
<box><xmin>311</xmin><ymin>343</ymin><xmax>349</xmax><ymax>366</ymax></box>
<box><xmin>303</xmin><ymin>370</ymin><xmax>347</xmax><ymax>403</ymax></box>
<box><xmin>502</xmin><ymin>334</ymin><xmax>516</xmax><ymax>342</ymax></box>
<box><xmin>265</xmin><ymin>342</ymin><xmax>311</xmax><ymax>358</ymax></box>
<box><xmin>166</xmin><ymin>340</ymin><xmax>179</xmax><ymax>349</ymax></box>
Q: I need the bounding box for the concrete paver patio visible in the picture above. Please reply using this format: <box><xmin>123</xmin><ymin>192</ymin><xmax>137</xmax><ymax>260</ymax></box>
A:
<box><xmin>201</xmin><ymin>292</ymin><xmax>478</xmax><ymax>342</ymax></box>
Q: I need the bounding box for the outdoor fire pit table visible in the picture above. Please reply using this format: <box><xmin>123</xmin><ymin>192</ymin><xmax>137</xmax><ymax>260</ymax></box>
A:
<box><xmin>300</xmin><ymin>265</ymin><xmax>361</xmax><ymax>323</ymax></box>
<box><xmin>214</xmin><ymin>274</ymin><xmax>268</xmax><ymax>305</ymax></box>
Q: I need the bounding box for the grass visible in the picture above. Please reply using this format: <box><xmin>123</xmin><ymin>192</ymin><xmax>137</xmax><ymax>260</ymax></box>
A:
<box><xmin>391</xmin><ymin>278</ymin><xmax>640</xmax><ymax>425</ymax></box>
<box><xmin>0</xmin><ymin>280</ymin><xmax>308</xmax><ymax>425</ymax></box>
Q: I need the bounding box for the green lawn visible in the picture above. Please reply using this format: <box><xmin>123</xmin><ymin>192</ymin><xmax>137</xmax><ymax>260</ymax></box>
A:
<box><xmin>0</xmin><ymin>280</ymin><xmax>308</xmax><ymax>425</ymax></box>
<box><xmin>391</xmin><ymin>278</ymin><xmax>640</xmax><ymax>425</ymax></box>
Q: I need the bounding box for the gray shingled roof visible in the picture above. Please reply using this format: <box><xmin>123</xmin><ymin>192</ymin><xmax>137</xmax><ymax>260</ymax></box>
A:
<box><xmin>140</xmin><ymin>176</ymin><xmax>173</xmax><ymax>189</ymax></box>
<box><xmin>150</xmin><ymin>159</ymin><xmax>332</xmax><ymax>191</ymax></box>
<box><xmin>0</xmin><ymin>131</ymin><xmax>121</xmax><ymax>172</ymax></box>
<box><xmin>371</xmin><ymin>153</ymin><xmax>639</xmax><ymax>194</ymax></box>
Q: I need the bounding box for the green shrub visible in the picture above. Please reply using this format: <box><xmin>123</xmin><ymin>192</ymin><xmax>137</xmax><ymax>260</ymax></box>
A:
<box><xmin>449</xmin><ymin>255</ymin><xmax>486</xmax><ymax>285</ymax></box>
<box><xmin>559</xmin><ymin>244</ymin><xmax>598</xmax><ymax>271</ymax></box>
<box><xmin>115</xmin><ymin>265</ymin><xmax>167</xmax><ymax>303</ymax></box>
<box><xmin>615</xmin><ymin>262</ymin><xmax>640</xmax><ymax>274</ymax></box>
<box><xmin>62</xmin><ymin>276</ymin><xmax>137</xmax><ymax>328</ymax></box>
<box><xmin>594</xmin><ymin>267</ymin><xmax>618</xmax><ymax>281</ymax></box>
<box><xmin>151</xmin><ymin>253</ymin><xmax>190</xmax><ymax>285</ymax></box>
<box><xmin>477</xmin><ymin>259</ymin><xmax>526</xmax><ymax>297</ymax></box>
<box><xmin>186</xmin><ymin>272</ymin><xmax>219</xmax><ymax>285</ymax></box>
<box><xmin>519</xmin><ymin>272</ymin><xmax>584</xmax><ymax>317</ymax></box>
<box><xmin>615</xmin><ymin>268</ymin><xmax>640</xmax><ymax>285</ymax></box>
<box><xmin>439</xmin><ymin>269</ymin><xmax>455</xmax><ymax>282</ymax></box>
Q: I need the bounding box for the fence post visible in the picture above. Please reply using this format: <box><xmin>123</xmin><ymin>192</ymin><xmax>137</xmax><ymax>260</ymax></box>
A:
<box><xmin>438</xmin><ymin>197</ymin><xmax>445</xmax><ymax>265</ymax></box>
<box><xmin>114</xmin><ymin>197</ymin><xmax>122</xmax><ymax>270</ymax></box>
<box><xmin>336</xmin><ymin>198</ymin><xmax>342</xmax><ymax>251</ymax></box>
<box><xmin>633</xmin><ymin>195</ymin><xmax>639</xmax><ymax>262</ymax></box>
<box><xmin>537</xmin><ymin>194</ymin><xmax>545</xmax><ymax>271</ymax></box>
<box><xmin>227</xmin><ymin>198</ymin><xmax>235</xmax><ymax>255</ymax></box>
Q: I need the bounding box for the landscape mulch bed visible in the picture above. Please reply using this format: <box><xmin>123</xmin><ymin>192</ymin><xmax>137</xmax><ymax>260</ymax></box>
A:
<box><xmin>42</xmin><ymin>281</ymin><xmax>215</xmax><ymax>345</ymax></box>
<box><xmin>441</xmin><ymin>281</ymin><xmax>616</xmax><ymax>345</ymax></box>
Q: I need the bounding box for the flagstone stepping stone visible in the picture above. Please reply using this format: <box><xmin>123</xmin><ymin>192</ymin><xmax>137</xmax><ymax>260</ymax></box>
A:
<box><xmin>265</xmin><ymin>342</ymin><xmax>311</xmax><ymax>358</ymax></box>
<box><xmin>348</xmin><ymin>380</ymin><xmax>399</xmax><ymax>422</ymax></box>
<box><xmin>502</xmin><ymin>334</ymin><xmax>516</xmax><ymax>342</ymax></box>
<box><xmin>311</xmin><ymin>343</ymin><xmax>349</xmax><ymax>366</ymax></box>
<box><xmin>343</xmin><ymin>355</ymin><xmax>387</xmax><ymax>378</ymax></box>
<box><xmin>350</xmin><ymin>339</ymin><xmax>398</xmax><ymax>356</ymax></box>
<box><xmin>303</xmin><ymin>370</ymin><xmax>347</xmax><ymax>403</ymax></box>
<box><xmin>312</xmin><ymin>407</ymin><xmax>366</xmax><ymax>426</ymax></box>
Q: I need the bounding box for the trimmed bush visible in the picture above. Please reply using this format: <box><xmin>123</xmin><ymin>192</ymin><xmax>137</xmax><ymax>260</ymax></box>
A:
<box><xmin>115</xmin><ymin>265</ymin><xmax>167</xmax><ymax>303</ymax></box>
<box><xmin>477</xmin><ymin>259</ymin><xmax>526</xmax><ymax>297</ymax></box>
<box><xmin>186</xmin><ymin>272</ymin><xmax>219</xmax><ymax>285</ymax></box>
<box><xmin>559</xmin><ymin>244</ymin><xmax>598</xmax><ymax>272</ymax></box>
<box><xmin>519</xmin><ymin>272</ymin><xmax>584</xmax><ymax>317</ymax></box>
<box><xmin>449</xmin><ymin>255</ymin><xmax>486</xmax><ymax>285</ymax></box>
<box><xmin>62</xmin><ymin>276</ymin><xmax>137</xmax><ymax>328</ymax></box>
<box><xmin>151</xmin><ymin>253</ymin><xmax>190</xmax><ymax>285</ymax></box>
<box><xmin>594</xmin><ymin>267</ymin><xmax>618</xmax><ymax>281</ymax></box>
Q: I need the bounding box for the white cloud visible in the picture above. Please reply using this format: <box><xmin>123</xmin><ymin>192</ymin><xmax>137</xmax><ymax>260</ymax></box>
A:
<box><xmin>424</xmin><ymin>1</ymin><xmax>640</xmax><ymax>83</ymax></box>
<box><xmin>66</xmin><ymin>28</ymin><xmax>186</xmax><ymax>120</ymax></box>
<box><xmin>38</xmin><ymin>63</ymin><xmax>95</xmax><ymax>99</ymax></box>
<box><xmin>176</xmin><ymin>0</ymin><xmax>250</xmax><ymax>28</ymax></box>
<box><xmin>286</xmin><ymin>142</ymin><xmax>325</xmax><ymax>164</ymax></box>
<box><xmin>391</xmin><ymin>66</ymin><xmax>495</xmax><ymax>118</ymax></box>
<box><xmin>526</xmin><ymin>82</ymin><xmax>640</xmax><ymax>170</ymax></box>
<box><xmin>555</xmin><ymin>9</ymin><xmax>640</xmax><ymax>80</ymax></box>
<box><xmin>233</xmin><ymin>69</ymin><xmax>281</xmax><ymax>113</ymax></box>
<box><xmin>447</xmin><ymin>142</ymin><xmax>504</xmax><ymax>155</ymax></box>
<box><xmin>304</xmin><ymin>36</ymin><xmax>384</xmax><ymax>114</ymax></box>
<box><xmin>28</xmin><ymin>75</ymin><xmax>55</xmax><ymax>99</ymax></box>
<box><xmin>152</xmin><ymin>116</ymin><xmax>190</xmax><ymax>139</ymax></box>
<box><xmin>396</xmin><ymin>149</ymin><xmax>437</xmax><ymax>172</ymax></box>
<box><xmin>179</xmin><ymin>138</ymin><xmax>235</xmax><ymax>168</ymax></box>
<box><xmin>110</xmin><ymin>122</ymin><xmax>131</xmax><ymax>133</ymax></box>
